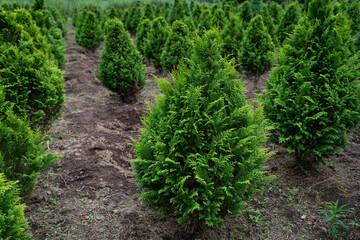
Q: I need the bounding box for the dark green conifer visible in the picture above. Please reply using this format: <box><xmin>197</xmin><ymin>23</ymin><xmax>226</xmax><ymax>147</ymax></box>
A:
<box><xmin>31</xmin><ymin>0</ymin><xmax>44</xmax><ymax>11</ymax></box>
<box><xmin>142</xmin><ymin>2</ymin><xmax>154</xmax><ymax>21</ymax></box>
<box><xmin>136</xmin><ymin>18</ymin><xmax>152</xmax><ymax>54</ymax></box>
<box><xmin>173</xmin><ymin>1</ymin><xmax>186</xmax><ymax>23</ymax></box>
<box><xmin>125</xmin><ymin>6</ymin><xmax>142</xmax><ymax>33</ymax></box>
<box><xmin>239</xmin><ymin>1</ymin><xmax>253</xmax><ymax>28</ymax></box>
<box><xmin>184</xmin><ymin>16</ymin><xmax>196</xmax><ymax>32</ymax></box>
<box><xmin>238</xmin><ymin>15</ymin><xmax>274</xmax><ymax>89</ymax></box>
<box><xmin>0</xmin><ymin>173</ymin><xmax>30</xmax><ymax>239</ymax></box>
<box><xmin>133</xmin><ymin>29</ymin><xmax>273</xmax><ymax>229</ymax></box>
<box><xmin>221</xmin><ymin>13</ymin><xmax>244</xmax><ymax>62</ymax></box>
<box><xmin>211</xmin><ymin>3</ymin><xmax>219</xmax><ymax>15</ymax></box>
<box><xmin>0</xmin><ymin>9</ymin><xmax>64</xmax><ymax>129</ymax></box>
<box><xmin>160</xmin><ymin>20</ymin><xmax>193</xmax><ymax>71</ymax></box>
<box><xmin>277</xmin><ymin>1</ymin><xmax>301</xmax><ymax>44</ymax></box>
<box><xmin>251</xmin><ymin>0</ymin><xmax>262</xmax><ymax>15</ymax></box>
<box><xmin>262</xmin><ymin>0</ymin><xmax>360</xmax><ymax>164</ymax></box>
<box><xmin>197</xmin><ymin>7</ymin><xmax>212</xmax><ymax>35</ymax></box>
<box><xmin>269</xmin><ymin>1</ymin><xmax>283</xmax><ymax>26</ymax></box>
<box><xmin>97</xmin><ymin>19</ymin><xmax>145</xmax><ymax>101</ymax></box>
<box><xmin>261</xmin><ymin>4</ymin><xmax>276</xmax><ymax>43</ymax></box>
<box><xmin>347</xmin><ymin>1</ymin><xmax>360</xmax><ymax>33</ymax></box>
<box><xmin>192</xmin><ymin>4</ymin><xmax>202</xmax><ymax>24</ymax></box>
<box><xmin>144</xmin><ymin>16</ymin><xmax>170</xmax><ymax>69</ymax></box>
<box><xmin>211</xmin><ymin>8</ymin><xmax>225</xmax><ymax>28</ymax></box>
<box><xmin>77</xmin><ymin>10</ymin><xmax>104</xmax><ymax>50</ymax></box>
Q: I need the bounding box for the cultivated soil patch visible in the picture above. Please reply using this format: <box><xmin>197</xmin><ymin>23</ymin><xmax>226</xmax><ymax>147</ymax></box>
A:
<box><xmin>25</xmin><ymin>22</ymin><xmax>360</xmax><ymax>240</ymax></box>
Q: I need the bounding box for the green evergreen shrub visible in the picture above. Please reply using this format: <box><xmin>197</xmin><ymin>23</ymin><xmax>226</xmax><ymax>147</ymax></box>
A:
<box><xmin>347</xmin><ymin>1</ymin><xmax>360</xmax><ymax>33</ymax></box>
<box><xmin>192</xmin><ymin>4</ymin><xmax>202</xmax><ymax>24</ymax></box>
<box><xmin>261</xmin><ymin>4</ymin><xmax>276</xmax><ymax>42</ymax></box>
<box><xmin>1</xmin><ymin>2</ymin><xmax>10</xmax><ymax>11</ymax></box>
<box><xmin>31</xmin><ymin>0</ymin><xmax>44</xmax><ymax>11</ymax></box>
<box><xmin>184</xmin><ymin>16</ymin><xmax>196</xmax><ymax>32</ymax></box>
<box><xmin>239</xmin><ymin>1</ymin><xmax>253</xmax><ymax>28</ymax></box>
<box><xmin>276</xmin><ymin>1</ymin><xmax>301</xmax><ymax>44</ymax></box>
<box><xmin>172</xmin><ymin>1</ymin><xmax>186</xmax><ymax>23</ymax></box>
<box><xmin>210</xmin><ymin>3</ymin><xmax>219</xmax><ymax>15</ymax></box>
<box><xmin>77</xmin><ymin>10</ymin><xmax>103</xmax><ymax>50</ymax></box>
<box><xmin>197</xmin><ymin>7</ymin><xmax>212</xmax><ymax>35</ymax></box>
<box><xmin>238</xmin><ymin>15</ymin><xmax>274</xmax><ymax>89</ymax></box>
<box><xmin>133</xmin><ymin>29</ymin><xmax>273</xmax><ymax>230</ymax></box>
<box><xmin>211</xmin><ymin>8</ymin><xmax>225</xmax><ymax>28</ymax></box>
<box><xmin>268</xmin><ymin>1</ymin><xmax>283</xmax><ymax>26</ymax></box>
<box><xmin>142</xmin><ymin>2</ymin><xmax>154</xmax><ymax>21</ymax></box>
<box><xmin>0</xmin><ymin>9</ymin><xmax>65</xmax><ymax>129</ymax></box>
<box><xmin>97</xmin><ymin>19</ymin><xmax>145</xmax><ymax>102</ymax></box>
<box><xmin>221</xmin><ymin>13</ymin><xmax>244</xmax><ymax>62</ymax></box>
<box><xmin>0</xmin><ymin>86</ymin><xmax>59</xmax><ymax>197</ymax></box>
<box><xmin>75</xmin><ymin>8</ymin><xmax>87</xmax><ymax>42</ymax></box>
<box><xmin>33</xmin><ymin>9</ymin><xmax>66</xmax><ymax>70</ymax></box>
<box><xmin>136</xmin><ymin>18</ymin><xmax>152</xmax><ymax>54</ymax></box>
<box><xmin>0</xmin><ymin>173</ymin><xmax>30</xmax><ymax>240</ymax></box>
<box><xmin>144</xmin><ymin>16</ymin><xmax>170</xmax><ymax>69</ymax></box>
<box><xmin>126</xmin><ymin>6</ymin><xmax>142</xmax><ymax>33</ymax></box>
<box><xmin>355</xmin><ymin>31</ymin><xmax>360</xmax><ymax>51</ymax></box>
<box><xmin>160</xmin><ymin>20</ymin><xmax>192</xmax><ymax>71</ymax></box>
<box><xmin>261</xmin><ymin>0</ymin><xmax>360</xmax><ymax>164</ymax></box>
<box><xmin>251</xmin><ymin>0</ymin><xmax>263</xmax><ymax>15</ymax></box>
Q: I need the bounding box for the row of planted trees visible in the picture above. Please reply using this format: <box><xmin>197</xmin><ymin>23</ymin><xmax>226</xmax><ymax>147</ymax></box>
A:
<box><xmin>0</xmin><ymin>0</ymin><xmax>66</xmax><ymax>238</ymax></box>
<box><xmin>72</xmin><ymin>0</ymin><xmax>360</xmax><ymax>90</ymax></box>
<box><xmin>69</xmin><ymin>0</ymin><xmax>360</xmax><ymax>233</ymax></box>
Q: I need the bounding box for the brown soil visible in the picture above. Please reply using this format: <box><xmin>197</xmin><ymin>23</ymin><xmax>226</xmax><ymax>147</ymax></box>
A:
<box><xmin>25</xmin><ymin>23</ymin><xmax>360</xmax><ymax>240</ymax></box>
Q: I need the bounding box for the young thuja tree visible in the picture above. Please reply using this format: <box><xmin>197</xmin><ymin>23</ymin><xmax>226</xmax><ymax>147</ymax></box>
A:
<box><xmin>0</xmin><ymin>173</ymin><xmax>30</xmax><ymax>240</ymax></box>
<box><xmin>261</xmin><ymin>4</ymin><xmax>276</xmax><ymax>43</ymax></box>
<box><xmin>261</xmin><ymin>0</ymin><xmax>360</xmax><ymax>165</ymax></box>
<box><xmin>211</xmin><ymin>8</ymin><xmax>225</xmax><ymax>28</ymax></box>
<box><xmin>133</xmin><ymin>29</ymin><xmax>273</xmax><ymax>230</ymax></box>
<box><xmin>197</xmin><ymin>7</ymin><xmax>211</xmax><ymax>36</ymax></box>
<box><xmin>347</xmin><ymin>1</ymin><xmax>360</xmax><ymax>34</ymax></box>
<box><xmin>239</xmin><ymin>1</ymin><xmax>252</xmax><ymax>29</ymax></box>
<box><xmin>31</xmin><ymin>0</ymin><xmax>44</xmax><ymax>11</ymax></box>
<box><xmin>77</xmin><ymin>10</ymin><xmax>103</xmax><ymax>50</ymax></box>
<box><xmin>144</xmin><ymin>16</ymin><xmax>170</xmax><ymax>69</ymax></box>
<box><xmin>192</xmin><ymin>4</ymin><xmax>201</xmax><ymax>25</ymax></box>
<box><xmin>142</xmin><ymin>2</ymin><xmax>154</xmax><ymax>21</ymax></box>
<box><xmin>97</xmin><ymin>19</ymin><xmax>145</xmax><ymax>102</ymax></box>
<box><xmin>251</xmin><ymin>0</ymin><xmax>262</xmax><ymax>16</ymax></box>
<box><xmin>0</xmin><ymin>9</ymin><xmax>65</xmax><ymax>130</ymax></box>
<box><xmin>221</xmin><ymin>13</ymin><xmax>244</xmax><ymax>62</ymax></box>
<box><xmin>238</xmin><ymin>15</ymin><xmax>274</xmax><ymax>89</ymax></box>
<box><xmin>136</xmin><ymin>18</ymin><xmax>152</xmax><ymax>55</ymax></box>
<box><xmin>160</xmin><ymin>20</ymin><xmax>193</xmax><ymax>71</ymax></box>
<box><xmin>126</xmin><ymin>6</ymin><xmax>142</xmax><ymax>33</ymax></box>
<box><xmin>268</xmin><ymin>1</ymin><xmax>283</xmax><ymax>26</ymax></box>
<box><xmin>276</xmin><ymin>1</ymin><xmax>301</xmax><ymax>44</ymax></box>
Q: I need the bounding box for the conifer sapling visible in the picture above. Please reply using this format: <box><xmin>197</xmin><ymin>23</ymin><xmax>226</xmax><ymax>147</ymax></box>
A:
<box><xmin>133</xmin><ymin>29</ymin><xmax>273</xmax><ymax>230</ymax></box>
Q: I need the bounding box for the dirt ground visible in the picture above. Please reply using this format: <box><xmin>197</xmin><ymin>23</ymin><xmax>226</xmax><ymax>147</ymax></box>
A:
<box><xmin>25</xmin><ymin>23</ymin><xmax>360</xmax><ymax>240</ymax></box>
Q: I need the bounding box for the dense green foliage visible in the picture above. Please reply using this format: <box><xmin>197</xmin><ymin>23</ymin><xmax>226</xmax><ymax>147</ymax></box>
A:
<box><xmin>239</xmin><ymin>15</ymin><xmax>274</xmax><ymax>89</ymax></box>
<box><xmin>136</xmin><ymin>18</ymin><xmax>152</xmax><ymax>54</ymax></box>
<box><xmin>347</xmin><ymin>1</ymin><xmax>360</xmax><ymax>33</ymax></box>
<box><xmin>125</xmin><ymin>6</ymin><xmax>141</xmax><ymax>33</ymax></box>
<box><xmin>262</xmin><ymin>0</ymin><xmax>360</xmax><ymax>164</ymax></box>
<box><xmin>277</xmin><ymin>1</ymin><xmax>301</xmax><ymax>44</ymax></box>
<box><xmin>0</xmin><ymin>173</ymin><xmax>30</xmax><ymax>240</ymax></box>
<box><xmin>268</xmin><ymin>1</ymin><xmax>283</xmax><ymax>26</ymax></box>
<box><xmin>160</xmin><ymin>20</ymin><xmax>192</xmax><ymax>71</ymax></box>
<box><xmin>31</xmin><ymin>0</ymin><xmax>44</xmax><ymax>11</ymax></box>
<box><xmin>33</xmin><ymin>9</ymin><xmax>66</xmax><ymax>69</ymax></box>
<box><xmin>97</xmin><ymin>19</ymin><xmax>145</xmax><ymax>101</ymax></box>
<box><xmin>142</xmin><ymin>2</ymin><xmax>154</xmax><ymax>21</ymax></box>
<box><xmin>261</xmin><ymin>4</ymin><xmax>276</xmax><ymax>43</ymax></box>
<box><xmin>250</xmin><ymin>0</ymin><xmax>262</xmax><ymax>15</ymax></box>
<box><xmin>0</xmin><ymin>8</ymin><xmax>64</xmax><ymax>129</ymax></box>
<box><xmin>144</xmin><ymin>16</ymin><xmax>170</xmax><ymax>69</ymax></box>
<box><xmin>211</xmin><ymin>8</ymin><xmax>225</xmax><ymax>28</ymax></box>
<box><xmin>0</xmin><ymin>110</ymin><xmax>59</xmax><ymax>197</ymax></box>
<box><xmin>221</xmin><ymin>13</ymin><xmax>244</xmax><ymax>62</ymax></box>
<box><xmin>76</xmin><ymin>9</ymin><xmax>103</xmax><ymax>50</ymax></box>
<box><xmin>239</xmin><ymin>1</ymin><xmax>252</xmax><ymax>28</ymax></box>
<box><xmin>133</xmin><ymin>29</ymin><xmax>272</xmax><ymax>229</ymax></box>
